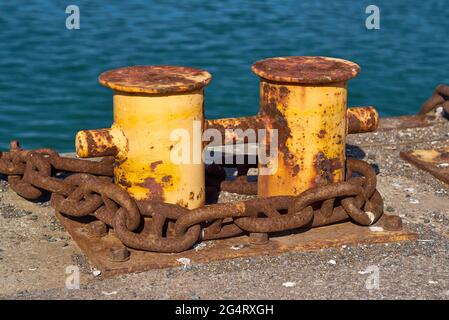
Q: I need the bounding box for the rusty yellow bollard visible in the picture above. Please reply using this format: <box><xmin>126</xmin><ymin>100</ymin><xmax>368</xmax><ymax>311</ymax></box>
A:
<box><xmin>76</xmin><ymin>66</ymin><xmax>211</xmax><ymax>208</ymax></box>
<box><xmin>251</xmin><ymin>56</ymin><xmax>364</xmax><ymax>197</ymax></box>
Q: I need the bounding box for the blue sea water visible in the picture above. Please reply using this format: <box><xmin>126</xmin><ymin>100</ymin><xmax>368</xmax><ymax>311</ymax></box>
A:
<box><xmin>0</xmin><ymin>0</ymin><xmax>448</xmax><ymax>152</ymax></box>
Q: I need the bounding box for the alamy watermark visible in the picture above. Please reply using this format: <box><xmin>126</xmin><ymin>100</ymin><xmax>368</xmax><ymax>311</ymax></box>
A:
<box><xmin>64</xmin><ymin>5</ymin><xmax>379</xmax><ymax>33</ymax></box>
<box><xmin>365</xmin><ymin>5</ymin><xmax>380</xmax><ymax>30</ymax></box>
<box><xmin>359</xmin><ymin>265</ymin><xmax>380</xmax><ymax>290</ymax></box>
<box><xmin>65</xmin><ymin>5</ymin><xmax>80</xmax><ymax>30</ymax></box>
<box><xmin>65</xmin><ymin>265</ymin><xmax>80</xmax><ymax>290</ymax></box>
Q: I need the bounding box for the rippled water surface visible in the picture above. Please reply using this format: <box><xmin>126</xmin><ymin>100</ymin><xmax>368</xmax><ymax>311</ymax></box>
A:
<box><xmin>0</xmin><ymin>0</ymin><xmax>448</xmax><ymax>151</ymax></box>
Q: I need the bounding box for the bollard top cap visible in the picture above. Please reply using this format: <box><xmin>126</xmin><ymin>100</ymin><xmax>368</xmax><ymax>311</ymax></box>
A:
<box><xmin>252</xmin><ymin>56</ymin><xmax>360</xmax><ymax>84</ymax></box>
<box><xmin>99</xmin><ymin>66</ymin><xmax>212</xmax><ymax>94</ymax></box>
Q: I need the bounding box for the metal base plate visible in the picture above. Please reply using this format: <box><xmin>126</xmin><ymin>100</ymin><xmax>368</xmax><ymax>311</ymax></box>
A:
<box><xmin>400</xmin><ymin>146</ymin><xmax>449</xmax><ymax>185</ymax></box>
<box><xmin>56</xmin><ymin>212</ymin><xmax>417</xmax><ymax>277</ymax></box>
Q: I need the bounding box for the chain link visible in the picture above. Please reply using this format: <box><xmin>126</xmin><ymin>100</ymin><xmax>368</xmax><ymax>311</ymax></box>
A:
<box><xmin>418</xmin><ymin>84</ymin><xmax>449</xmax><ymax>115</ymax></box>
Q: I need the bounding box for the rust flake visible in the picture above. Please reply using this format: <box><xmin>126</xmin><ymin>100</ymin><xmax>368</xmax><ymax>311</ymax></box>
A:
<box><xmin>317</xmin><ymin>130</ymin><xmax>327</xmax><ymax>139</ymax></box>
<box><xmin>176</xmin><ymin>199</ymin><xmax>189</xmax><ymax>208</ymax></box>
<box><xmin>312</xmin><ymin>152</ymin><xmax>343</xmax><ymax>188</ymax></box>
<box><xmin>292</xmin><ymin>164</ymin><xmax>300</xmax><ymax>177</ymax></box>
<box><xmin>150</xmin><ymin>160</ymin><xmax>163</xmax><ymax>171</ymax></box>
<box><xmin>260</xmin><ymin>82</ymin><xmax>296</xmax><ymax>169</ymax></box>
<box><xmin>162</xmin><ymin>175</ymin><xmax>172</xmax><ymax>183</ymax></box>
<box><xmin>118</xmin><ymin>177</ymin><xmax>132</xmax><ymax>188</ymax></box>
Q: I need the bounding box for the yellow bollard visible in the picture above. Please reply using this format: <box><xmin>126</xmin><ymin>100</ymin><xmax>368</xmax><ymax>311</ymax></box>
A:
<box><xmin>76</xmin><ymin>66</ymin><xmax>212</xmax><ymax>208</ymax></box>
<box><xmin>252</xmin><ymin>56</ymin><xmax>361</xmax><ymax>197</ymax></box>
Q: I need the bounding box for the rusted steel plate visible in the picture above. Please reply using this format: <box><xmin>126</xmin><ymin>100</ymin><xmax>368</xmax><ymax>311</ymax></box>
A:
<box><xmin>99</xmin><ymin>66</ymin><xmax>212</xmax><ymax>95</ymax></box>
<box><xmin>400</xmin><ymin>147</ymin><xmax>449</xmax><ymax>185</ymax></box>
<box><xmin>377</xmin><ymin>115</ymin><xmax>435</xmax><ymax>131</ymax></box>
<box><xmin>251</xmin><ymin>56</ymin><xmax>360</xmax><ymax>84</ymax></box>
<box><xmin>56</xmin><ymin>212</ymin><xmax>416</xmax><ymax>277</ymax></box>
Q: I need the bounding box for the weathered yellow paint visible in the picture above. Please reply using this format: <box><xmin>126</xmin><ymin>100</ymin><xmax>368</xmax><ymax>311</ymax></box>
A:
<box><xmin>257</xmin><ymin>81</ymin><xmax>347</xmax><ymax>197</ymax></box>
<box><xmin>76</xmin><ymin>93</ymin><xmax>207</xmax><ymax>209</ymax></box>
<box><xmin>75</xmin><ymin>125</ymin><xmax>133</xmax><ymax>159</ymax></box>
<box><xmin>77</xmin><ymin>90</ymin><xmax>205</xmax><ymax>208</ymax></box>
<box><xmin>75</xmin><ymin>66</ymin><xmax>211</xmax><ymax>209</ymax></box>
<box><xmin>111</xmin><ymin>90</ymin><xmax>205</xmax><ymax>208</ymax></box>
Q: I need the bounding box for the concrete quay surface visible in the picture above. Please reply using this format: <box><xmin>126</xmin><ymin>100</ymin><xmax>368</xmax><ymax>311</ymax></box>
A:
<box><xmin>0</xmin><ymin>113</ymin><xmax>449</xmax><ymax>300</ymax></box>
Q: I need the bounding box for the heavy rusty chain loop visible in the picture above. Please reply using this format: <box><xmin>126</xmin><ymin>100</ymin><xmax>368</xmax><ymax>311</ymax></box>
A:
<box><xmin>0</xmin><ymin>141</ymin><xmax>384</xmax><ymax>253</ymax></box>
<box><xmin>0</xmin><ymin>141</ymin><xmax>113</xmax><ymax>200</ymax></box>
<box><xmin>114</xmin><ymin>201</ymin><xmax>202</xmax><ymax>253</ymax></box>
<box><xmin>418</xmin><ymin>84</ymin><xmax>449</xmax><ymax>115</ymax></box>
<box><xmin>50</xmin><ymin>174</ymin><xmax>105</xmax><ymax>216</ymax></box>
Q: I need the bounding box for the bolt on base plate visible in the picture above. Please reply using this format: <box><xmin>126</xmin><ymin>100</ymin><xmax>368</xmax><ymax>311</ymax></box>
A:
<box><xmin>56</xmin><ymin>212</ymin><xmax>417</xmax><ymax>277</ymax></box>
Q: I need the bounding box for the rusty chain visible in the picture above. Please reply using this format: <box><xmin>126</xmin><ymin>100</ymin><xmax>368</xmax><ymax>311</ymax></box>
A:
<box><xmin>0</xmin><ymin>140</ymin><xmax>384</xmax><ymax>253</ymax></box>
<box><xmin>418</xmin><ymin>84</ymin><xmax>449</xmax><ymax>115</ymax></box>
